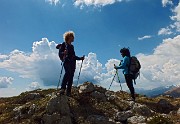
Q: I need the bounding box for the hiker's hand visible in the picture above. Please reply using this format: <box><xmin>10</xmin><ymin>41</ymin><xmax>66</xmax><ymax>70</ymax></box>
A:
<box><xmin>114</xmin><ymin>65</ymin><xmax>118</xmax><ymax>69</ymax></box>
<box><xmin>80</xmin><ymin>56</ymin><xmax>85</xmax><ymax>60</ymax></box>
<box><xmin>64</xmin><ymin>50</ymin><xmax>68</xmax><ymax>55</ymax></box>
<box><xmin>119</xmin><ymin>60</ymin><xmax>122</xmax><ymax>66</ymax></box>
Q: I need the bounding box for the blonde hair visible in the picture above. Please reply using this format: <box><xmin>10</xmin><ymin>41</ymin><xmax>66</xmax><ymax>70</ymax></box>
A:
<box><xmin>63</xmin><ymin>31</ymin><xmax>75</xmax><ymax>42</ymax></box>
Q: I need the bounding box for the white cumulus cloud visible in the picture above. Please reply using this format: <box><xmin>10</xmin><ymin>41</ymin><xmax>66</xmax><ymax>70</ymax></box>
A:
<box><xmin>138</xmin><ymin>35</ymin><xmax>152</xmax><ymax>41</ymax></box>
<box><xmin>171</xmin><ymin>2</ymin><xmax>180</xmax><ymax>21</ymax></box>
<box><xmin>158</xmin><ymin>27</ymin><xmax>173</xmax><ymax>35</ymax></box>
<box><xmin>0</xmin><ymin>35</ymin><xmax>180</xmax><ymax>91</ymax></box>
<box><xmin>137</xmin><ymin>35</ymin><xmax>180</xmax><ymax>89</ymax></box>
<box><xmin>45</xmin><ymin>0</ymin><xmax>60</xmax><ymax>5</ymax></box>
<box><xmin>159</xmin><ymin>1</ymin><xmax>180</xmax><ymax>34</ymax></box>
<box><xmin>45</xmin><ymin>0</ymin><xmax>132</xmax><ymax>8</ymax></box>
<box><xmin>27</xmin><ymin>82</ymin><xmax>40</xmax><ymax>91</ymax></box>
<box><xmin>74</xmin><ymin>52</ymin><xmax>103</xmax><ymax>85</ymax></box>
<box><xmin>0</xmin><ymin>38</ymin><xmax>60</xmax><ymax>86</ymax></box>
<box><xmin>0</xmin><ymin>54</ymin><xmax>8</xmax><ymax>60</ymax></box>
<box><xmin>74</xmin><ymin>0</ymin><xmax>130</xmax><ymax>8</ymax></box>
<box><xmin>162</xmin><ymin>0</ymin><xmax>173</xmax><ymax>7</ymax></box>
<box><xmin>0</xmin><ymin>77</ymin><xmax>13</xmax><ymax>88</ymax></box>
<box><xmin>171</xmin><ymin>2</ymin><xmax>180</xmax><ymax>32</ymax></box>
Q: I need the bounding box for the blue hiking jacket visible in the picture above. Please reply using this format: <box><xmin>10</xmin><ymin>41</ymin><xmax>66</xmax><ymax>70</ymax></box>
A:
<box><xmin>115</xmin><ymin>56</ymin><xmax>130</xmax><ymax>75</ymax></box>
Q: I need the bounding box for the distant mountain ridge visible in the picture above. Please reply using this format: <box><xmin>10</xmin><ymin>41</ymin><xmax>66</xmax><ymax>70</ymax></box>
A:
<box><xmin>136</xmin><ymin>85</ymin><xmax>180</xmax><ymax>98</ymax></box>
<box><xmin>164</xmin><ymin>86</ymin><xmax>180</xmax><ymax>98</ymax></box>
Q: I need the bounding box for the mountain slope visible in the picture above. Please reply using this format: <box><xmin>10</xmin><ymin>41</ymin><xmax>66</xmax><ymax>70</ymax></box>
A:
<box><xmin>0</xmin><ymin>82</ymin><xmax>179</xmax><ymax>124</ymax></box>
<box><xmin>164</xmin><ymin>86</ymin><xmax>180</xmax><ymax>98</ymax></box>
<box><xmin>136</xmin><ymin>85</ymin><xmax>178</xmax><ymax>97</ymax></box>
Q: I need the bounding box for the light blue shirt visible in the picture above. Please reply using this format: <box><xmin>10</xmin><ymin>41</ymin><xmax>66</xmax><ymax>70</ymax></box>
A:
<box><xmin>115</xmin><ymin>56</ymin><xmax>130</xmax><ymax>74</ymax></box>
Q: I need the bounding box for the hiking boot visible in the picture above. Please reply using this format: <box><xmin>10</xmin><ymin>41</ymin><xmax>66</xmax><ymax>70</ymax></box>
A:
<box><xmin>60</xmin><ymin>89</ymin><xmax>65</xmax><ymax>95</ymax></box>
<box><xmin>131</xmin><ymin>94</ymin><xmax>135</xmax><ymax>101</ymax></box>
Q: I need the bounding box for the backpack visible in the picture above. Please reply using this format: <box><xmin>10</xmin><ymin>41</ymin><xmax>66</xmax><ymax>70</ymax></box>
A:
<box><xmin>56</xmin><ymin>44</ymin><xmax>62</xmax><ymax>49</ymax></box>
<box><xmin>56</xmin><ymin>42</ymin><xmax>66</xmax><ymax>61</ymax></box>
<box><xmin>129</xmin><ymin>56</ymin><xmax>141</xmax><ymax>84</ymax></box>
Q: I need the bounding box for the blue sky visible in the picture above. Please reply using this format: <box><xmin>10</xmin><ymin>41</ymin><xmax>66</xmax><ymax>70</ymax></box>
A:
<box><xmin>0</xmin><ymin>0</ymin><xmax>180</xmax><ymax>97</ymax></box>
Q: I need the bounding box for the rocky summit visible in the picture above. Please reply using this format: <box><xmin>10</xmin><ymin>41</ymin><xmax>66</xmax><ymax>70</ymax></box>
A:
<box><xmin>0</xmin><ymin>82</ymin><xmax>180</xmax><ymax>124</ymax></box>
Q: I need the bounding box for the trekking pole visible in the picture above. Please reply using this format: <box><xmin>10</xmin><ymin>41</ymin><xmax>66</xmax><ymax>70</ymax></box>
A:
<box><xmin>115</xmin><ymin>69</ymin><xmax>122</xmax><ymax>91</ymax></box>
<box><xmin>77</xmin><ymin>55</ymin><xmax>85</xmax><ymax>86</ymax></box>
<box><xmin>114</xmin><ymin>64</ymin><xmax>124</xmax><ymax>98</ymax></box>
<box><xmin>57</xmin><ymin>61</ymin><xmax>64</xmax><ymax>91</ymax></box>
<box><xmin>108</xmin><ymin>72</ymin><xmax>116</xmax><ymax>90</ymax></box>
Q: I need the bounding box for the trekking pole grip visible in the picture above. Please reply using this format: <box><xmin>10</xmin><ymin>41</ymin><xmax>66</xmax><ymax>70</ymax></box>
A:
<box><xmin>114</xmin><ymin>64</ymin><xmax>116</xmax><ymax>69</ymax></box>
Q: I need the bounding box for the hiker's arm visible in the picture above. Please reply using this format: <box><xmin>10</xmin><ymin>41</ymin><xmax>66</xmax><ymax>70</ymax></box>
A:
<box><xmin>115</xmin><ymin>57</ymin><xmax>128</xmax><ymax>69</ymax></box>
<box><xmin>75</xmin><ymin>56</ymin><xmax>84</xmax><ymax>60</ymax></box>
<box><xmin>75</xmin><ymin>56</ymin><xmax>81</xmax><ymax>60</ymax></box>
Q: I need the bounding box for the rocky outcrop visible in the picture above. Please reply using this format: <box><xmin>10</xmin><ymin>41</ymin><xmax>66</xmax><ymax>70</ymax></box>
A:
<box><xmin>86</xmin><ymin>115</ymin><xmax>114</xmax><ymax>124</ymax></box>
<box><xmin>156</xmin><ymin>99</ymin><xmax>175</xmax><ymax>114</ymax></box>
<box><xmin>177</xmin><ymin>108</ymin><xmax>180</xmax><ymax>115</ymax></box>
<box><xmin>90</xmin><ymin>91</ymin><xmax>106</xmax><ymax>102</ymax></box>
<box><xmin>132</xmin><ymin>103</ymin><xmax>153</xmax><ymax>117</ymax></box>
<box><xmin>79</xmin><ymin>82</ymin><xmax>95</xmax><ymax>94</ymax></box>
<box><xmin>1</xmin><ymin>82</ymin><xmax>179</xmax><ymax>124</ymax></box>
<box><xmin>128</xmin><ymin>115</ymin><xmax>146</xmax><ymax>123</ymax></box>
<box><xmin>115</xmin><ymin>110</ymin><xmax>134</xmax><ymax>121</ymax></box>
<box><xmin>18</xmin><ymin>93</ymin><xmax>42</xmax><ymax>103</ymax></box>
<box><xmin>43</xmin><ymin>95</ymin><xmax>72</xmax><ymax>124</ymax></box>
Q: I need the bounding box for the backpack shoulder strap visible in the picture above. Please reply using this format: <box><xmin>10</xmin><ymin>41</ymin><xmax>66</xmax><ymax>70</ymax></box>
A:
<box><xmin>60</xmin><ymin>42</ymin><xmax>66</xmax><ymax>51</ymax></box>
<box><xmin>128</xmin><ymin>56</ymin><xmax>132</xmax><ymax>74</ymax></box>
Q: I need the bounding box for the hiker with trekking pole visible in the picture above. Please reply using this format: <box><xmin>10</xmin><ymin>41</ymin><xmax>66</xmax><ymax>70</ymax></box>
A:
<box><xmin>56</xmin><ymin>31</ymin><xmax>84</xmax><ymax>96</ymax></box>
<box><xmin>114</xmin><ymin>48</ymin><xmax>139</xmax><ymax>101</ymax></box>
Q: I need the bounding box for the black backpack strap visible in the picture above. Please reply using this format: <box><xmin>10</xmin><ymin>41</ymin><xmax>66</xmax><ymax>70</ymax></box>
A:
<box><xmin>58</xmin><ymin>42</ymin><xmax>66</xmax><ymax>61</ymax></box>
<box><xmin>59</xmin><ymin>43</ymin><xmax>65</xmax><ymax>54</ymax></box>
<box><xmin>133</xmin><ymin>71</ymin><xmax>141</xmax><ymax>85</ymax></box>
<box><xmin>128</xmin><ymin>56</ymin><xmax>131</xmax><ymax>74</ymax></box>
